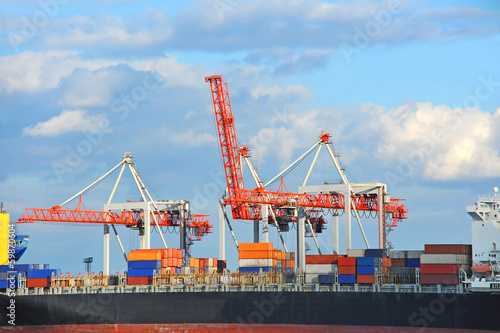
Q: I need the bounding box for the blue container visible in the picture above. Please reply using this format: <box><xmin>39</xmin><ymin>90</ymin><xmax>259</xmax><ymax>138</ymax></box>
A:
<box><xmin>175</xmin><ymin>268</ymin><xmax>181</xmax><ymax>275</ymax></box>
<box><xmin>128</xmin><ymin>260</ymin><xmax>161</xmax><ymax>269</ymax></box>
<box><xmin>27</xmin><ymin>269</ymin><xmax>57</xmax><ymax>278</ymax></box>
<box><xmin>357</xmin><ymin>266</ymin><xmax>376</xmax><ymax>275</ymax></box>
<box><xmin>127</xmin><ymin>268</ymin><xmax>159</xmax><ymax>277</ymax></box>
<box><xmin>0</xmin><ymin>280</ymin><xmax>7</xmax><ymax>288</ymax></box>
<box><xmin>29</xmin><ymin>264</ymin><xmax>49</xmax><ymax>270</ymax></box>
<box><xmin>15</xmin><ymin>264</ymin><xmax>29</xmax><ymax>272</ymax></box>
<box><xmin>318</xmin><ymin>274</ymin><xmax>335</xmax><ymax>284</ymax></box>
<box><xmin>357</xmin><ymin>257</ymin><xmax>382</xmax><ymax>266</ymax></box>
<box><xmin>239</xmin><ymin>267</ymin><xmax>276</xmax><ymax>274</ymax></box>
<box><xmin>407</xmin><ymin>259</ymin><xmax>420</xmax><ymax>267</ymax></box>
<box><xmin>338</xmin><ymin>274</ymin><xmax>356</xmax><ymax>284</ymax></box>
<box><xmin>0</xmin><ymin>265</ymin><xmax>11</xmax><ymax>273</ymax></box>
<box><xmin>365</xmin><ymin>249</ymin><xmax>387</xmax><ymax>258</ymax></box>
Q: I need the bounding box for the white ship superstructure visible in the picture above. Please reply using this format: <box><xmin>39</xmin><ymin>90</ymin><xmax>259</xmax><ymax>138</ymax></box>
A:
<box><xmin>466</xmin><ymin>187</ymin><xmax>500</xmax><ymax>290</ymax></box>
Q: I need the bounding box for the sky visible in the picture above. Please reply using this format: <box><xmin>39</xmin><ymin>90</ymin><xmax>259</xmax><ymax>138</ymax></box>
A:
<box><xmin>0</xmin><ymin>0</ymin><xmax>499</xmax><ymax>274</ymax></box>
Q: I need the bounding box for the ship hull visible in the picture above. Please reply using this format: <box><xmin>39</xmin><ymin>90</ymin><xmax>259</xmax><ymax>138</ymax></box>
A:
<box><xmin>1</xmin><ymin>291</ymin><xmax>499</xmax><ymax>330</ymax></box>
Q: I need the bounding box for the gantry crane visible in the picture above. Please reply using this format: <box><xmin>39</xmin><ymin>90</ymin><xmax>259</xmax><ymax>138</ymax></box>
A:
<box><xmin>205</xmin><ymin>75</ymin><xmax>407</xmax><ymax>271</ymax></box>
<box><xmin>17</xmin><ymin>154</ymin><xmax>212</xmax><ymax>274</ymax></box>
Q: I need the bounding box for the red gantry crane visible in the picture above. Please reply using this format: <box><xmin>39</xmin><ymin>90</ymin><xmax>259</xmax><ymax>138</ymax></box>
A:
<box><xmin>205</xmin><ymin>75</ymin><xmax>407</xmax><ymax>270</ymax></box>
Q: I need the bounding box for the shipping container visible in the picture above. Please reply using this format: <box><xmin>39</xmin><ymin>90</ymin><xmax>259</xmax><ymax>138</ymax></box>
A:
<box><xmin>14</xmin><ymin>264</ymin><xmax>29</xmax><ymax>272</ymax></box>
<box><xmin>338</xmin><ymin>274</ymin><xmax>356</xmax><ymax>284</ymax></box>
<box><xmin>239</xmin><ymin>259</ymin><xmax>274</xmax><ymax>267</ymax></box>
<box><xmin>0</xmin><ymin>266</ymin><xmax>9</xmax><ymax>273</ymax></box>
<box><xmin>357</xmin><ymin>274</ymin><xmax>375</xmax><ymax>284</ymax></box>
<box><xmin>0</xmin><ymin>280</ymin><xmax>7</xmax><ymax>289</ymax></box>
<box><xmin>357</xmin><ymin>257</ymin><xmax>382</xmax><ymax>266</ymax></box>
<box><xmin>338</xmin><ymin>257</ymin><xmax>356</xmax><ymax>266</ymax></box>
<box><xmin>365</xmin><ymin>249</ymin><xmax>387</xmax><ymax>258</ymax></box>
<box><xmin>424</xmin><ymin>244</ymin><xmax>472</xmax><ymax>255</ymax></box>
<box><xmin>420</xmin><ymin>274</ymin><xmax>459</xmax><ymax>285</ymax></box>
<box><xmin>420</xmin><ymin>264</ymin><xmax>462</xmax><ymax>275</ymax></box>
<box><xmin>346</xmin><ymin>249</ymin><xmax>365</xmax><ymax>257</ymax></box>
<box><xmin>27</xmin><ymin>278</ymin><xmax>50</xmax><ymax>288</ymax></box>
<box><xmin>127</xmin><ymin>260</ymin><xmax>161</xmax><ymax>270</ymax></box>
<box><xmin>239</xmin><ymin>242</ymin><xmax>273</xmax><ymax>251</ymax></box>
<box><xmin>127</xmin><ymin>268</ymin><xmax>160</xmax><ymax>277</ymax></box>
<box><xmin>128</xmin><ymin>252</ymin><xmax>161</xmax><ymax>261</ymax></box>
<box><xmin>407</xmin><ymin>259</ymin><xmax>421</xmax><ymax>267</ymax></box>
<box><xmin>406</xmin><ymin>250</ymin><xmax>425</xmax><ymax>259</ymax></box>
<box><xmin>239</xmin><ymin>267</ymin><xmax>276</xmax><ymax>274</ymax></box>
<box><xmin>338</xmin><ymin>266</ymin><xmax>356</xmax><ymax>275</ymax></box>
<box><xmin>357</xmin><ymin>266</ymin><xmax>377</xmax><ymax>275</ymax></box>
<box><xmin>420</xmin><ymin>254</ymin><xmax>471</xmax><ymax>265</ymax></box>
<box><xmin>389</xmin><ymin>250</ymin><xmax>407</xmax><ymax>259</ymax></box>
<box><xmin>239</xmin><ymin>250</ymin><xmax>272</xmax><ymax>259</ymax></box>
<box><xmin>306</xmin><ymin>254</ymin><xmax>343</xmax><ymax>265</ymax></box>
<box><xmin>305</xmin><ymin>273</ymin><xmax>319</xmax><ymax>283</ymax></box>
<box><xmin>305</xmin><ymin>264</ymin><xmax>337</xmax><ymax>274</ymax></box>
<box><xmin>318</xmin><ymin>274</ymin><xmax>335</xmax><ymax>284</ymax></box>
<box><xmin>391</xmin><ymin>259</ymin><xmax>407</xmax><ymax>267</ymax></box>
<box><xmin>127</xmin><ymin>276</ymin><xmax>152</xmax><ymax>285</ymax></box>
<box><xmin>27</xmin><ymin>269</ymin><xmax>59</xmax><ymax>279</ymax></box>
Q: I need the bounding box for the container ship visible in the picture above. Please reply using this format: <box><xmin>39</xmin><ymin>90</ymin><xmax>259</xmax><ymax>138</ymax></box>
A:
<box><xmin>1</xmin><ymin>76</ymin><xmax>500</xmax><ymax>332</ymax></box>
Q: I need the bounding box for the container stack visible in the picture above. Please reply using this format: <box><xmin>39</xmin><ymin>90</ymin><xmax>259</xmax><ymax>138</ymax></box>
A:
<box><xmin>338</xmin><ymin>257</ymin><xmax>357</xmax><ymax>284</ymax></box>
<box><xmin>388</xmin><ymin>250</ymin><xmax>423</xmax><ymax>284</ymax></box>
<box><xmin>127</xmin><ymin>249</ymin><xmax>161</xmax><ymax>285</ymax></box>
<box><xmin>356</xmin><ymin>257</ymin><xmax>381</xmax><ymax>284</ymax></box>
<box><xmin>420</xmin><ymin>244</ymin><xmax>472</xmax><ymax>285</ymax></box>
<box><xmin>0</xmin><ymin>264</ymin><xmax>60</xmax><ymax>289</ymax></box>
<box><xmin>238</xmin><ymin>243</ymin><xmax>293</xmax><ymax>273</ymax></box>
<box><xmin>160</xmin><ymin>248</ymin><xmax>183</xmax><ymax>274</ymax></box>
<box><xmin>217</xmin><ymin>260</ymin><xmax>227</xmax><ymax>273</ymax></box>
<box><xmin>305</xmin><ymin>255</ymin><xmax>342</xmax><ymax>283</ymax></box>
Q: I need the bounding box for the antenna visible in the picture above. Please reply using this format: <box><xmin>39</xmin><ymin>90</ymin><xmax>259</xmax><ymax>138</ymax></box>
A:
<box><xmin>83</xmin><ymin>257</ymin><xmax>93</xmax><ymax>274</ymax></box>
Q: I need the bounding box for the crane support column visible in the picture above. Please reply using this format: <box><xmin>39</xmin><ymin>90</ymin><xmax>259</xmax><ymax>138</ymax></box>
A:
<box><xmin>103</xmin><ymin>224</ymin><xmax>110</xmax><ymax>275</ymax></box>
<box><xmin>378</xmin><ymin>186</ymin><xmax>385</xmax><ymax>249</ymax></box>
<box><xmin>219</xmin><ymin>200</ymin><xmax>226</xmax><ymax>260</ymax></box>
<box><xmin>333</xmin><ymin>212</ymin><xmax>339</xmax><ymax>255</ymax></box>
<box><xmin>253</xmin><ymin>221</ymin><xmax>259</xmax><ymax>243</ymax></box>
<box><xmin>140</xmin><ymin>207</ymin><xmax>151</xmax><ymax>249</ymax></box>
<box><xmin>297</xmin><ymin>208</ymin><xmax>306</xmax><ymax>273</ymax></box>
<box><xmin>345</xmin><ymin>185</ymin><xmax>352</xmax><ymax>251</ymax></box>
<box><xmin>262</xmin><ymin>204</ymin><xmax>269</xmax><ymax>243</ymax></box>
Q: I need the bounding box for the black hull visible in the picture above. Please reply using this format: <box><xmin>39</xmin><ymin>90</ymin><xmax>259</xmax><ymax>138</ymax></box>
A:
<box><xmin>1</xmin><ymin>291</ymin><xmax>499</xmax><ymax>330</ymax></box>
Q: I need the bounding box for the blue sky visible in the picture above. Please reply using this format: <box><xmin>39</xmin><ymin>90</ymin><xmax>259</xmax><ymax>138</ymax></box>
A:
<box><xmin>1</xmin><ymin>0</ymin><xmax>499</xmax><ymax>273</ymax></box>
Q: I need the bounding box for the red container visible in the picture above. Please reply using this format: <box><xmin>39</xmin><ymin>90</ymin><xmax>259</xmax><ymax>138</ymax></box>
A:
<box><xmin>338</xmin><ymin>257</ymin><xmax>356</xmax><ymax>266</ymax></box>
<box><xmin>338</xmin><ymin>266</ymin><xmax>356</xmax><ymax>275</ymax></box>
<box><xmin>27</xmin><ymin>278</ymin><xmax>50</xmax><ymax>288</ymax></box>
<box><xmin>391</xmin><ymin>259</ymin><xmax>407</xmax><ymax>267</ymax></box>
<box><xmin>420</xmin><ymin>264</ymin><xmax>460</xmax><ymax>275</ymax></box>
<box><xmin>420</xmin><ymin>274</ymin><xmax>458</xmax><ymax>285</ymax></box>
<box><xmin>306</xmin><ymin>255</ymin><xmax>343</xmax><ymax>265</ymax></box>
<box><xmin>382</xmin><ymin>258</ymin><xmax>391</xmax><ymax>267</ymax></box>
<box><xmin>424</xmin><ymin>244</ymin><xmax>472</xmax><ymax>255</ymax></box>
<box><xmin>128</xmin><ymin>276</ymin><xmax>152</xmax><ymax>285</ymax></box>
<box><xmin>357</xmin><ymin>274</ymin><xmax>375</xmax><ymax>284</ymax></box>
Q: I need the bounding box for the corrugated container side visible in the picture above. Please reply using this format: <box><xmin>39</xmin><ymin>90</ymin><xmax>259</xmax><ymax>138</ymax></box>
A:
<box><xmin>306</xmin><ymin>255</ymin><xmax>343</xmax><ymax>265</ymax></box>
<box><xmin>239</xmin><ymin>266</ymin><xmax>276</xmax><ymax>274</ymax></box>
<box><xmin>424</xmin><ymin>244</ymin><xmax>472</xmax><ymax>255</ymax></box>
<box><xmin>305</xmin><ymin>273</ymin><xmax>319</xmax><ymax>284</ymax></box>
<box><xmin>346</xmin><ymin>249</ymin><xmax>365</xmax><ymax>257</ymax></box>
<box><xmin>127</xmin><ymin>276</ymin><xmax>152</xmax><ymax>285</ymax></box>
<box><xmin>27</xmin><ymin>278</ymin><xmax>50</xmax><ymax>288</ymax></box>
<box><xmin>407</xmin><ymin>259</ymin><xmax>421</xmax><ymax>267</ymax></box>
<box><xmin>0</xmin><ymin>280</ymin><xmax>7</xmax><ymax>288</ymax></box>
<box><xmin>365</xmin><ymin>249</ymin><xmax>387</xmax><ymax>258</ymax></box>
<box><xmin>239</xmin><ymin>250</ymin><xmax>273</xmax><ymax>259</ymax></box>
<box><xmin>338</xmin><ymin>274</ymin><xmax>356</xmax><ymax>284</ymax></box>
<box><xmin>357</xmin><ymin>266</ymin><xmax>377</xmax><ymax>275</ymax></box>
<box><xmin>305</xmin><ymin>264</ymin><xmax>337</xmax><ymax>274</ymax></box>
<box><xmin>127</xmin><ymin>260</ymin><xmax>161</xmax><ymax>270</ymax></box>
<box><xmin>406</xmin><ymin>250</ymin><xmax>425</xmax><ymax>259</ymax></box>
<box><xmin>239</xmin><ymin>259</ymin><xmax>274</xmax><ymax>267</ymax></box>
<box><xmin>127</xmin><ymin>268</ymin><xmax>159</xmax><ymax>277</ymax></box>
<box><xmin>0</xmin><ymin>265</ymin><xmax>9</xmax><ymax>273</ymax></box>
<box><xmin>389</xmin><ymin>250</ymin><xmax>407</xmax><ymax>259</ymax></box>
<box><xmin>239</xmin><ymin>242</ymin><xmax>273</xmax><ymax>251</ymax></box>
<box><xmin>27</xmin><ymin>269</ymin><xmax>57</xmax><ymax>279</ymax></box>
<box><xmin>420</xmin><ymin>274</ymin><xmax>459</xmax><ymax>285</ymax></box>
<box><xmin>318</xmin><ymin>274</ymin><xmax>335</xmax><ymax>284</ymax></box>
<box><xmin>128</xmin><ymin>252</ymin><xmax>161</xmax><ymax>261</ymax></box>
<box><xmin>15</xmin><ymin>264</ymin><xmax>29</xmax><ymax>272</ymax></box>
<box><xmin>357</xmin><ymin>257</ymin><xmax>382</xmax><ymax>266</ymax></box>
<box><xmin>420</xmin><ymin>264</ymin><xmax>462</xmax><ymax>274</ymax></box>
<box><xmin>420</xmin><ymin>254</ymin><xmax>471</xmax><ymax>265</ymax></box>
<box><xmin>338</xmin><ymin>266</ymin><xmax>356</xmax><ymax>275</ymax></box>
<box><xmin>391</xmin><ymin>258</ymin><xmax>407</xmax><ymax>267</ymax></box>
<box><xmin>357</xmin><ymin>274</ymin><xmax>375</xmax><ymax>284</ymax></box>
<box><xmin>338</xmin><ymin>257</ymin><xmax>356</xmax><ymax>266</ymax></box>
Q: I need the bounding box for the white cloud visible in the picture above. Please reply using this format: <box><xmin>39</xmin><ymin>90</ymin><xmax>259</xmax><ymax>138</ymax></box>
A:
<box><xmin>250</xmin><ymin>84</ymin><xmax>313</xmax><ymax>101</ymax></box>
<box><xmin>23</xmin><ymin>110</ymin><xmax>108</xmax><ymax>137</ymax></box>
<box><xmin>169</xmin><ymin>130</ymin><xmax>217</xmax><ymax>147</ymax></box>
<box><xmin>376</xmin><ymin>102</ymin><xmax>500</xmax><ymax>180</ymax></box>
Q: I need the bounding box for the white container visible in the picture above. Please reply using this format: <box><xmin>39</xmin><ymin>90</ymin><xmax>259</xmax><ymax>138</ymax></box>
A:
<box><xmin>305</xmin><ymin>273</ymin><xmax>319</xmax><ymax>283</ymax></box>
<box><xmin>305</xmin><ymin>264</ymin><xmax>337</xmax><ymax>274</ymax></box>
<box><xmin>347</xmin><ymin>249</ymin><xmax>365</xmax><ymax>257</ymax></box>
<box><xmin>389</xmin><ymin>250</ymin><xmax>406</xmax><ymax>259</ymax></box>
<box><xmin>420</xmin><ymin>254</ymin><xmax>471</xmax><ymax>265</ymax></box>
<box><xmin>406</xmin><ymin>250</ymin><xmax>425</xmax><ymax>259</ymax></box>
<box><xmin>239</xmin><ymin>259</ymin><xmax>274</xmax><ymax>267</ymax></box>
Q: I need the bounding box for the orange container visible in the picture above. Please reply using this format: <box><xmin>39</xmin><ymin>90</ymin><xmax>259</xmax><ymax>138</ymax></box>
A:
<box><xmin>357</xmin><ymin>274</ymin><xmax>375</xmax><ymax>284</ymax></box>
<box><xmin>239</xmin><ymin>242</ymin><xmax>273</xmax><ymax>251</ymax></box>
<box><xmin>161</xmin><ymin>259</ymin><xmax>169</xmax><ymax>268</ymax></box>
<box><xmin>128</xmin><ymin>252</ymin><xmax>161</xmax><ymax>261</ymax></box>
<box><xmin>27</xmin><ymin>278</ymin><xmax>50</xmax><ymax>288</ymax></box>
<box><xmin>177</xmin><ymin>258</ymin><xmax>182</xmax><ymax>268</ymax></box>
<box><xmin>383</xmin><ymin>258</ymin><xmax>392</xmax><ymax>267</ymax></box>
<box><xmin>338</xmin><ymin>266</ymin><xmax>356</xmax><ymax>275</ymax></box>
<box><xmin>338</xmin><ymin>257</ymin><xmax>356</xmax><ymax>266</ymax></box>
<box><xmin>290</xmin><ymin>260</ymin><xmax>295</xmax><ymax>268</ymax></box>
<box><xmin>273</xmin><ymin>259</ymin><xmax>278</xmax><ymax>267</ymax></box>
<box><xmin>177</xmin><ymin>249</ymin><xmax>182</xmax><ymax>259</ymax></box>
<box><xmin>239</xmin><ymin>250</ymin><xmax>273</xmax><ymax>259</ymax></box>
<box><xmin>128</xmin><ymin>276</ymin><xmax>152</xmax><ymax>285</ymax></box>
<box><xmin>193</xmin><ymin>258</ymin><xmax>200</xmax><ymax>268</ymax></box>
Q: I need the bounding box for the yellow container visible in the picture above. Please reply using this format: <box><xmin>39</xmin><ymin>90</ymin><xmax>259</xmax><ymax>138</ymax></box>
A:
<box><xmin>0</xmin><ymin>214</ymin><xmax>9</xmax><ymax>265</ymax></box>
